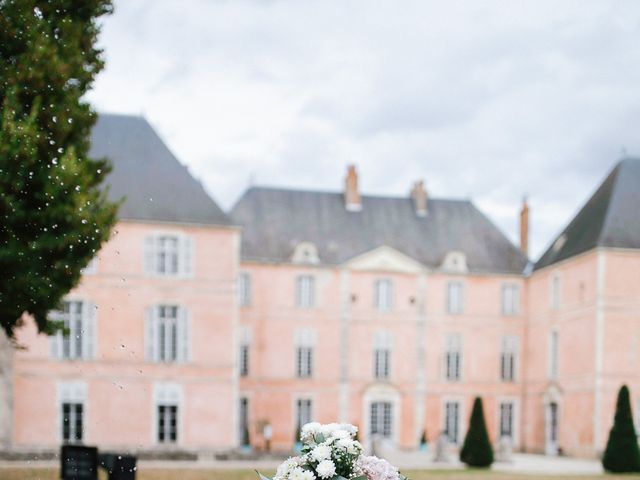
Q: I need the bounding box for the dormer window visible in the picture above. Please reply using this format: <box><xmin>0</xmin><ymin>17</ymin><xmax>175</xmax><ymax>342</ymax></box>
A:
<box><xmin>441</xmin><ymin>251</ymin><xmax>468</xmax><ymax>273</ymax></box>
<box><xmin>292</xmin><ymin>242</ymin><xmax>320</xmax><ymax>265</ymax></box>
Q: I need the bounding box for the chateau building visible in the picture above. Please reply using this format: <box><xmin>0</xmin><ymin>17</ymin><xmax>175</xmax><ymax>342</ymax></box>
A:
<box><xmin>6</xmin><ymin>114</ymin><xmax>640</xmax><ymax>457</ymax></box>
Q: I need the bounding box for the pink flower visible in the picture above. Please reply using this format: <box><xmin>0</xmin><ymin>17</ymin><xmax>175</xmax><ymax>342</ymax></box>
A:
<box><xmin>356</xmin><ymin>455</ymin><xmax>400</xmax><ymax>480</ymax></box>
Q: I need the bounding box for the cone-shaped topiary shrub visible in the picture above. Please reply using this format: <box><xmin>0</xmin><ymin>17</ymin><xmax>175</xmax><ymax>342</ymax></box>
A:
<box><xmin>602</xmin><ymin>385</ymin><xmax>640</xmax><ymax>473</ymax></box>
<box><xmin>460</xmin><ymin>397</ymin><xmax>494</xmax><ymax>468</ymax></box>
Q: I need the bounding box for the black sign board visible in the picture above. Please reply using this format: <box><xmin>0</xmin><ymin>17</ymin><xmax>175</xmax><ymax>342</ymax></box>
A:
<box><xmin>60</xmin><ymin>445</ymin><xmax>98</xmax><ymax>480</ymax></box>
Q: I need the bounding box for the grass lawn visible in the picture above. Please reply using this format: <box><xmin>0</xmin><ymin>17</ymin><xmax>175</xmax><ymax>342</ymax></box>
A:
<box><xmin>2</xmin><ymin>469</ymin><xmax>640</xmax><ymax>480</ymax></box>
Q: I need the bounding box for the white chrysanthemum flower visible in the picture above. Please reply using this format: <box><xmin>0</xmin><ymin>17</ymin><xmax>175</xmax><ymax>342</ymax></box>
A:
<box><xmin>332</xmin><ymin>429</ymin><xmax>349</xmax><ymax>440</ymax></box>
<box><xmin>310</xmin><ymin>444</ymin><xmax>332</xmax><ymax>462</ymax></box>
<box><xmin>289</xmin><ymin>467</ymin><xmax>308</xmax><ymax>480</ymax></box>
<box><xmin>275</xmin><ymin>457</ymin><xmax>302</xmax><ymax>479</ymax></box>
<box><xmin>348</xmin><ymin>440</ymin><xmax>364</xmax><ymax>455</ymax></box>
<box><xmin>320</xmin><ymin>423</ymin><xmax>341</xmax><ymax>438</ymax></box>
<box><xmin>301</xmin><ymin>422</ymin><xmax>322</xmax><ymax>442</ymax></box>
<box><xmin>300</xmin><ymin>470</ymin><xmax>316</xmax><ymax>480</ymax></box>
<box><xmin>316</xmin><ymin>459</ymin><xmax>336</xmax><ymax>479</ymax></box>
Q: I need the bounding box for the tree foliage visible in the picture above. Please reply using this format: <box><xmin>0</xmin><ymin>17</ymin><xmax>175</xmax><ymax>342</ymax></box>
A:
<box><xmin>0</xmin><ymin>0</ymin><xmax>118</xmax><ymax>336</ymax></box>
<box><xmin>460</xmin><ymin>397</ymin><xmax>494</xmax><ymax>468</ymax></box>
<box><xmin>602</xmin><ymin>385</ymin><xmax>640</xmax><ymax>473</ymax></box>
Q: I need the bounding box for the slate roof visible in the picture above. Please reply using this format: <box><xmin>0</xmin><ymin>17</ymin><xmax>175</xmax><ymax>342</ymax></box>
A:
<box><xmin>90</xmin><ymin>113</ymin><xmax>232</xmax><ymax>226</ymax></box>
<box><xmin>230</xmin><ymin>187</ymin><xmax>528</xmax><ymax>274</ymax></box>
<box><xmin>535</xmin><ymin>158</ymin><xmax>640</xmax><ymax>270</ymax></box>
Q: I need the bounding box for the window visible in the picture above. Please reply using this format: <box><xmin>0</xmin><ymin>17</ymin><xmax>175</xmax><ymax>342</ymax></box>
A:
<box><xmin>238</xmin><ymin>272</ymin><xmax>251</xmax><ymax>307</ymax></box>
<box><xmin>144</xmin><ymin>234</ymin><xmax>193</xmax><ymax>277</ymax></box>
<box><xmin>145</xmin><ymin>305</ymin><xmax>190</xmax><ymax>363</ymax></box>
<box><xmin>445</xmin><ymin>334</ymin><xmax>462</xmax><ymax>381</ymax></box>
<box><xmin>499</xmin><ymin>402</ymin><xmax>514</xmax><ymax>439</ymax></box>
<box><xmin>446</xmin><ymin>281</ymin><xmax>464</xmax><ymax>314</ymax></box>
<box><xmin>373</xmin><ymin>331</ymin><xmax>392</xmax><ymax>380</ymax></box>
<box><xmin>296</xmin><ymin>398</ymin><xmax>313</xmax><ymax>429</ymax></box>
<box><xmin>500</xmin><ymin>336</ymin><xmax>518</xmax><ymax>382</ymax></box>
<box><xmin>295</xmin><ymin>328</ymin><xmax>316</xmax><ymax>378</ymax></box>
<box><xmin>155</xmin><ymin>384</ymin><xmax>180</xmax><ymax>444</ymax></box>
<box><xmin>549</xmin><ymin>331</ymin><xmax>559</xmax><ymax>379</ymax></box>
<box><xmin>296</xmin><ymin>347</ymin><xmax>313</xmax><ymax>378</ymax></box>
<box><xmin>374</xmin><ymin>279</ymin><xmax>393</xmax><ymax>311</ymax></box>
<box><xmin>370</xmin><ymin>401</ymin><xmax>392</xmax><ymax>438</ymax></box>
<box><xmin>51</xmin><ymin>300</ymin><xmax>96</xmax><ymax>360</ymax></box>
<box><xmin>239</xmin><ymin>397</ymin><xmax>250</xmax><ymax>446</ymax></box>
<box><xmin>444</xmin><ymin>401</ymin><xmax>460</xmax><ymax>444</ymax></box>
<box><xmin>551</xmin><ymin>275</ymin><xmax>560</xmax><ymax>310</ymax></box>
<box><xmin>239</xmin><ymin>326</ymin><xmax>251</xmax><ymax>377</ymax></box>
<box><xmin>58</xmin><ymin>382</ymin><xmax>86</xmax><ymax>444</ymax></box>
<box><xmin>501</xmin><ymin>283</ymin><xmax>520</xmax><ymax>315</ymax></box>
<box><xmin>295</xmin><ymin>275</ymin><xmax>315</xmax><ymax>308</ymax></box>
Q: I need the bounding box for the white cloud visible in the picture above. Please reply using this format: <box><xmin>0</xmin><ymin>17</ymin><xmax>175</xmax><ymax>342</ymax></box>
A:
<box><xmin>88</xmin><ymin>0</ymin><xmax>640</xmax><ymax>259</ymax></box>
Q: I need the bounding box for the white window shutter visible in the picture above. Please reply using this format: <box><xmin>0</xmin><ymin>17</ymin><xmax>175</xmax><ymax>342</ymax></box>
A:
<box><xmin>144</xmin><ymin>236</ymin><xmax>156</xmax><ymax>275</ymax></box>
<box><xmin>180</xmin><ymin>236</ymin><xmax>194</xmax><ymax>277</ymax></box>
<box><xmin>82</xmin><ymin>301</ymin><xmax>97</xmax><ymax>360</ymax></box>
<box><xmin>177</xmin><ymin>307</ymin><xmax>191</xmax><ymax>363</ymax></box>
<box><xmin>145</xmin><ymin>307</ymin><xmax>158</xmax><ymax>362</ymax></box>
<box><xmin>50</xmin><ymin>332</ymin><xmax>62</xmax><ymax>360</ymax></box>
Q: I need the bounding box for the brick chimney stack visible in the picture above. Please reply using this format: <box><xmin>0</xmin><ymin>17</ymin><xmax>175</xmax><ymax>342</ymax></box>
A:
<box><xmin>520</xmin><ymin>196</ymin><xmax>529</xmax><ymax>256</ymax></box>
<box><xmin>344</xmin><ymin>165</ymin><xmax>362</xmax><ymax>211</ymax></box>
<box><xmin>410</xmin><ymin>180</ymin><xmax>428</xmax><ymax>217</ymax></box>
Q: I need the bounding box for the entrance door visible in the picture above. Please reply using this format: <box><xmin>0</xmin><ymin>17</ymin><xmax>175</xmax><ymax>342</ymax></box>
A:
<box><xmin>545</xmin><ymin>402</ymin><xmax>559</xmax><ymax>455</ymax></box>
<box><xmin>370</xmin><ymin>401</ymin><xmax>392</xmax><ymax>438</ymax></box>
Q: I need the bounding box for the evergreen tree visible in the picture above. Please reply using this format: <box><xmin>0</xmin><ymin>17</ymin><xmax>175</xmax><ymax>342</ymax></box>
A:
<box><xmin>602</xmin><ymin>385</ymin><xmax>640</xmax><ymax>473</ymax></box>
<box><xmin>460</xmin><ymin>397</ymin><xmax>494</xmax><ymax>468</ymax></box>
<box><xmin>0</xmin><ymin>0</ymin><xmax>118</xmax><ymax>336</ymax></box>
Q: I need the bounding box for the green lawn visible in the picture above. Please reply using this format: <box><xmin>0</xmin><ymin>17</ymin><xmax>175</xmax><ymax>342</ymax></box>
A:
<box><xmin>1</xmin><ymin>469</ymin><xmax>640</xmax><ymax>480</ymax></box>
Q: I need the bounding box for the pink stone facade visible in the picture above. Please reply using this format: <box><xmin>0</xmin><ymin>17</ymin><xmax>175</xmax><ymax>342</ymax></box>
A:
<box><xmin>6</xmin><ymin>119</ymin><xmax>640</xmax><ymax>459</ymax></box>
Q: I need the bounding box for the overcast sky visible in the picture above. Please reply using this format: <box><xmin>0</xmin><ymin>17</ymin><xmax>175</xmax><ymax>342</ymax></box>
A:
<box><xmin>87</xmin><ymin>0</ymin><xmax>640</xmax><ymax>260</ymax></box>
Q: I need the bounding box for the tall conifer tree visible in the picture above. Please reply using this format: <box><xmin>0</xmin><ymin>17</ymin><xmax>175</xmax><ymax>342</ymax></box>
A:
<box><xmin>603</xmin><ymin>385</ymin><xmax>640</xmax><ymax>473</ymax></box>
<box><xmin>460</xmin><ymin>397</ymin><xmax>494</xmax><ymax>468</ymax></box>
<box><xmin>0</xmin><ymin>0</ymin><xmax>118</xmax><ymax>336</ymax></box>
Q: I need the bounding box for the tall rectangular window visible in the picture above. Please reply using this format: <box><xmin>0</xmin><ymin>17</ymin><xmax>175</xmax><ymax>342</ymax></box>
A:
<box><xmin>444</xmin><ymin>401</ymin><xmax>460</xmax><ymax>444</ymax></box>
<box><xmin>295</xmin><ymin>275</ymin><xmax>315</xmax><ymax>308</ymax></box>
<box><xmin>370</xmin><ymin>402</ymin><xmax>392</xmax><ymax>438</ymax></box>
<box><xmin>373</xmin><ymin>331</ymin><xmax>392</xmax><ymax>380</ymax></box>
<box><xmin>445</xmin><ymin>334</ymin><xmax>462</xmax><ymax>381</ymax></box>
<box><xmin>144</xmin><ymin>234</ymin><xmax>193</xmax><ymax>277</ymax></box>
<box><xmin>59</xmin><ymin>382</ymin><xmax>86</xmax><ymax>444</ymax></box>
<box><xmin>500</xmin><ymin>336</ymin><xmax>518</xmax><ymax>382</ymax></box>
<box><xmin>239</xmin><ymin>397</ymin><xmax>250</xmax><ymax>446</ymax></box>
<box><xmin>446</xmin><ymin>281</ymin><xmax>464</xmax><ymax>314</ymax></box>
<box><xmin>146</xmin><ymin>305</ymin><xmax>190</xmax><ymax>363</ymax></box>
<box><xmin>499</xmin><ymin>401</ymin><xmax>514</xmax><ymax>439</ymax></box>
<box><xmin>374</xmin><ymin>279</ymin><xmax>393</xmax><ymax>311</ymax></box>
<box><xmin>155</xmin><ymin>384</ymin><xmax>180</xmax><ymax>444</ymax></box>
<box><xmin>239</xmin><ymin>344</ymin><xmax>249</xmax><ymax>377</ymax></box>
<box><xmin>501</xmin><ymin>283</ymin><xmax>520</xmax><ymax>316</ymax></box>
<box><xmin>51</xmin><ymin>300</ymin><xmax>96</xmax><ymax>361</ymax></box>
<box><xmin>551</xmin><ymin>275</ymin><xmax>561</xmax><ymax>310</ymax></box>
<box><xmin>238</xmin><ymin>272</ymin><xmax>251</xmax><ymax>307</ymax></box>
<box><xmin>549</xmin><ymin>331</ymin><xmax>559</xmax><ymax>379</ymax></box>
<box><xmin>296</xmin><ymin>347</ymin><xmax>313</xmax><ymax>378</ymax></box>
<box><xmin>296</xmin><ymin>398</ymin><xmax>313</xmax><ymax>429</ymax></box>
<box><xmin>62</xmin><ymin>403</ymin><xmax>84</xmax><ymax>444</ymax></box>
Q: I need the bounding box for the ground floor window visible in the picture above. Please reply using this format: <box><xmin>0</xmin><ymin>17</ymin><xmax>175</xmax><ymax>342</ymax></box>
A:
<box><xmin>499</xmin><ymin>402</ymin><xmax>514</xmax><ymax>439</ymax></box>
<box><xmin>444</xmin><ymin>401</ymin><xmax>460</xmax><ymax>444</ymax></box>
<box><xmin>62</xmin><ymin>402</ymin><xmax>84</xmax><ymax>444</ymax></box>
<box><xmin>157</xmin><ymin>405</ymin><xmax>178</xmax><ymax>443</ymax></box>
<box><xmin>370</xmin><ymin>401</ymin><xmax>392</xmax><ymax>438</ymax></box>
<box><xmin>239</xmin><ymin>397</ymin><xmax>250</xmax><ymax>446</ymax></box>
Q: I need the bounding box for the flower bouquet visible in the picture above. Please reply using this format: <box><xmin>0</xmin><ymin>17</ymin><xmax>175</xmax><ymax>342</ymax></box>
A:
<box><xmin>256</xmin><ymin>422</ymin><xmax>409</xmax><ymax>480</ymax></box>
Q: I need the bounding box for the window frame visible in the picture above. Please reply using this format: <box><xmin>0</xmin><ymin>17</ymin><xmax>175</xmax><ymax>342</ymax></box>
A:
<box><xmin>374</xmin><ymin>278</ymin><xmax>394</xmax><ymax>312</ymax></box>
<box><xmin>501</xmin><ymin>283</ymin><xmax>520</xmax><ymax>316</ymax></box>
<box><xmin>446</xmin><ymin>280</ymin><xmax>464</xmax><ymax>315</ymax></box>
<box><xmin>238</xmin><ymin>272</ymin><xmax>252</xmax><ymax>307</ymax></box>
<box><xmin>445</xmin><ymin>334</ymin><xmax>462</xmax><ymax>381</ymax></box>
<box><xmin>295</xmin><ymin>275</ymin><xmax>316</xmax><ymax>308</ymax></box>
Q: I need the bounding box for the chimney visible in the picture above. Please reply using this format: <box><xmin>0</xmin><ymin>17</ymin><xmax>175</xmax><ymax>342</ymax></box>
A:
<box><xmin>520</xmin><ymin>196</ymin><xmax>529</xmax><ymax>256</ymax></box>
<box><xmin>344</xmin><ymin>165</ymin><xmax>361</xmax><ymax>211</ymax></box>
<box><xmin>410</xmin><ymin>180</ymin><xmax>428</xmax><ymax>217</ymax></box>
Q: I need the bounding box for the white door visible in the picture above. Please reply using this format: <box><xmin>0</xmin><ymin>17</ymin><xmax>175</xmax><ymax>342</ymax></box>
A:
<box><xmin>545</xmin><ymin>402</ymin><xmax>559</xmax><ymax>455</ymax></box>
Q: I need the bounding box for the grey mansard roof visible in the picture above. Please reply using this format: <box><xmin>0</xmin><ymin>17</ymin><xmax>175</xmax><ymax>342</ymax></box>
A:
<box><xmin>90</xmin><ymin>113</ymin><xmax>232</xmax><ymax>226</ymax></box>
<box><xmin>230</xmin><ymin>187</ymin><xmax>528</xmax><ymax>274</ymax></box>
<box><xmin>535</xmin><ymin>158</ymin><xmax>640</xmax><ymax>270</ymax></box>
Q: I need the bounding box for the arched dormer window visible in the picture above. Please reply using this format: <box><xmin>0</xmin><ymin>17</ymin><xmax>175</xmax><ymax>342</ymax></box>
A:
<box><xmin>291</xmin><ymin>242</ymin><xmax>320</xmax><ymax>265</ymax></box>
<box><xmin>441</xmin><ymin>251</ymin><xmax>468</xmax><ymax>273</ymax></box>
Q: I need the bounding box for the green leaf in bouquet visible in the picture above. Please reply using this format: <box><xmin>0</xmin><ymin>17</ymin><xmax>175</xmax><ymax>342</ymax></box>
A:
<box><xmin>315</xmin><ymin>432</ymin><xmax>326</xmax><ymax>443</ymax></box>
<box><xmin>351</xmin><ymin>476</ymin><xmax>368</xmax><ymax>480</ymax></box>
<box><xmin>255</xmin><ymin>470</ymin><xmax>272</xmax><ymax>480</ymax></box>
